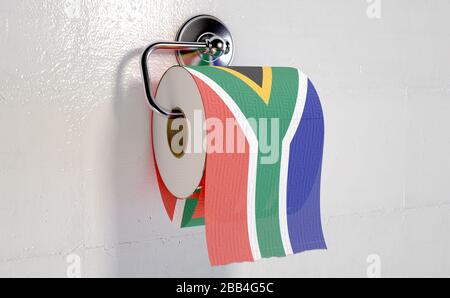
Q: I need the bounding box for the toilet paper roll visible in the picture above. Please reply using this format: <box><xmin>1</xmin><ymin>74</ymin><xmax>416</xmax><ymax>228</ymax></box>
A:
<box><xmin>152</xmin><ymin>66</ymin><xmax>326</xmax><ymax>266</ymax></box>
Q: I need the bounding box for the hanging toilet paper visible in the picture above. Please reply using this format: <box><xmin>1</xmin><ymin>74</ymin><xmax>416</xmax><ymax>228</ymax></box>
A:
<box><xmin>152</xmin><ymin>66</ymin><xmax>326</xmax><ymax>266</ymax></box>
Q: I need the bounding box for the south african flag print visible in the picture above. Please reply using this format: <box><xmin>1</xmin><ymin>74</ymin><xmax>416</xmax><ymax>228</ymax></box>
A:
<box><xmin>153</xmin><ymin>66</ymin><xmax>326</xmax><ymax>265</ymax></box>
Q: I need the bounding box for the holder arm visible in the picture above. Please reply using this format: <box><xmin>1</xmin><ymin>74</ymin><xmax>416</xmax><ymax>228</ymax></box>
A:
<box><xmin>141</xmin><ymin>38</ymin><xmax>229</xmax><ymax>117</ymax></box>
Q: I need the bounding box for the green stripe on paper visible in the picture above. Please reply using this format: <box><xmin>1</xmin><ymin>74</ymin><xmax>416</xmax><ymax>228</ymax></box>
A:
<box><xmin>180</xmin><ymin>198</ymin><xmax>205</xmax><ymax>228</ymax></box>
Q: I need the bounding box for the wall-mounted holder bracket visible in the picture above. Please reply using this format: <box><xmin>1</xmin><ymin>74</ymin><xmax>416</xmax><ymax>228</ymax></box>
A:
<box><xmin>141</xmin><ymin>15</ymin><xmax>234</xmax><ymax>117</ymax></box>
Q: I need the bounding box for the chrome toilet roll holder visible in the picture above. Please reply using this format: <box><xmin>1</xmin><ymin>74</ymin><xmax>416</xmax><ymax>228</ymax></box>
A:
<box><xmin>141</xmin><ymin>15</ymin><xmax>234</xmax><ymax>117</ymax></box>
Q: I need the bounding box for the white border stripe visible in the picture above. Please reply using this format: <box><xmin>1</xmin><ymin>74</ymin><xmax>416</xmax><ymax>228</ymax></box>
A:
<box><xmin>173</xmin><ymin>199</ymin><xmax>186</xmax><ymax>228</ymax></box>
<box><xmin>279</xmin><ymin>70</ymin><xmax>309</xmax><ymax>255</ymax></box>
<box><xmin>187</xmin><ymin>68</ymin><xmax>262</xmax><ymax>261</ymax></box>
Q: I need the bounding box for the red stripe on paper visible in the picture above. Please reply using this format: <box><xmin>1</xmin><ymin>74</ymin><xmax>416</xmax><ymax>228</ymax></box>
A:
<box><xmin>192</xmin><ymin>190</ymin><xmax>205</xmax><ymax>219</ymax></box>
<box><xmin>191</xmin><ymin>76</ymin><xmax>254</xmax><ymax>265</ymax></box>
<box><xmin>192</xmin><ymin>177</ymin><xmax>205</xmax><ymax>219</ymax></box>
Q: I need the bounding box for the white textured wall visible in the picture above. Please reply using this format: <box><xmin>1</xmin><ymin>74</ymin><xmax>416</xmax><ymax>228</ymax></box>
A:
<box><xmin>1</xmin><ymin>0</ymin><xmax>449</xmax><ymax>277</ymax></box>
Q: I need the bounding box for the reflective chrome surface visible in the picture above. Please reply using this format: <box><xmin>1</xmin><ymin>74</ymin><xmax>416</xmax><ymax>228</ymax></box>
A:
<box><xmin>141</xmin><ymin>15</ymin><xmax>233</xmax><ymax>117</ymax></box>
<box><xmin>176</xmin><ymin>15</ymin><xmax>233</xmax><ymax>67</ymax></box>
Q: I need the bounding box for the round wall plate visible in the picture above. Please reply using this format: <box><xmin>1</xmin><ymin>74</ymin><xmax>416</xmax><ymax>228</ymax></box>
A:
<box><xmin>176</xmin><ymin>15</ymin><xmax>233</xmax><ymax>67</ymax></box>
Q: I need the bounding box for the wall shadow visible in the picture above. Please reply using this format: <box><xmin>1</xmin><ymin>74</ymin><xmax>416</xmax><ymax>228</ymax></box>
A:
<box><xmin>112</xmin><ymin>49</ymin><xmax>231</xmax><ymax>277</ymax></box>
<box><xmin>112</xmin><ymin>48</ymin><xmax>154</xmax><ymax>276</ymax></box>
